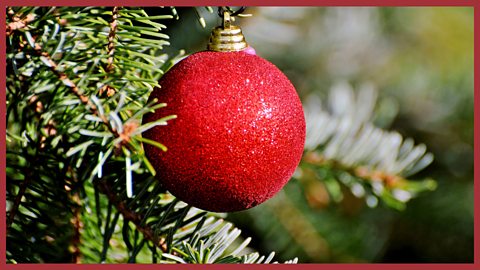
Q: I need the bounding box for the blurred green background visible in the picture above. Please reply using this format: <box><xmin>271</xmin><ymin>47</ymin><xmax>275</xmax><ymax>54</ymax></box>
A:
<box><xmin>160</xmin><ymin>7</ymin><xmax>473</xmax><ymax>263</ymax></box>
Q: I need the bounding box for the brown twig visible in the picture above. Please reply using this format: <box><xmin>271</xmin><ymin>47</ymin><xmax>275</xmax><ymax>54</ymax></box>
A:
<box><xmin>70</xmin><ymin>194</ymin><xmax>82</xmax><ymax>263</ymax></box>
<box><xmin>7</xmin><ymin>7</ymin><xmax>15</xmax><ymax>20</ymax></box>
<box><xmin>100</xmin><ymin>6</ymin><xmax>120</xmax><ymax>98</ymax></box>
<box><xmin>106</xmin><ymin>7</ymin><xmax>119</xmax><ymax>73</ymax></box>
<box><xmin>6</xmin><ymin>118</ymin><xmax>46</xmax><ymax>231</ymax></box>
<box><xmin>269</xmin><ymin>191</ymin><xmax>330</xmax><ymax>261</ymax></box>
<box><xmin>96</xmin><ymin>181</ymin><xmax>168</xmax><ymax>253</ymax></box>
<box><xmin>302</xmin><ymin>151</ymin><xmax>404</xmax><ymax>187</ymax></box>
<box><xmin>6</xmin><ymin>9</ymin><xmax>35</xmax><ymax>36</ymax></box>
<box><xmin>6</xmin><ymin>172</ymin><xmax>32</xmax><ymax>230</ymax></box>
<box><xmin>65</xmin><ymin>166</ymin><xmax>83</xmax><ymax>263</ymax></box>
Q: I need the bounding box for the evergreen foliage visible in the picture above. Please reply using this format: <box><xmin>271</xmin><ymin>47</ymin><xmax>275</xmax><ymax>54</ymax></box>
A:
<box><xmin>302</xmin><ymin>82</ymin><xmax>436</xmax><ymax>210</ymax></box>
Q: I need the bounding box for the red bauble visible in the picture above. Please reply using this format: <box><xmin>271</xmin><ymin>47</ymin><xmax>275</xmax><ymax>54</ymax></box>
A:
<box><xmin>143</xmin><ymin>51</ymin><xmax>305</xmax><ymax>212</ymax></box>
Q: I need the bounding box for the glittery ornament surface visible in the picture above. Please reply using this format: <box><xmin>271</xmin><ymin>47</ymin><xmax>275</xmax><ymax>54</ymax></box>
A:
<box><xmin>143</xmin><ymin>51</ymin><xmax>305</xmax><ymax>212</ymax></box>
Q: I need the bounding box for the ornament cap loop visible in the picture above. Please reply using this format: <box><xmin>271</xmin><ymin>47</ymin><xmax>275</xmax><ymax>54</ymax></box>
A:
<box><xmin>223</xmin><ymin>11</ymin><xmax>231</xmax><ymax>29</ymax></box>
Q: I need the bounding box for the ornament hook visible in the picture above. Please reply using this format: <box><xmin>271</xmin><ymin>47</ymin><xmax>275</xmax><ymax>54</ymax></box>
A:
<box><xmin>217</xmin><ymin>6</ymin><xmax>247</xmax><ymax>18</ymax></box>
<box><xmin>217</xmin><ymin>7</ymin><xmax>247</xmax><ymax>30</ymax></box>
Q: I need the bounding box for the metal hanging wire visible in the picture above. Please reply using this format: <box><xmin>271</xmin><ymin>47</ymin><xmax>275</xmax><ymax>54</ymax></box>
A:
<box><xmin>217</xmin><ymin>6</ymin><xmax>247</xmax><ymax>18</ymax></box>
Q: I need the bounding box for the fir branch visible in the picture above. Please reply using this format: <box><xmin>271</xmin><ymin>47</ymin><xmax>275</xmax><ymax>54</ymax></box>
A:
<box><xmin>302</xmin><ymin>82</ymin><xmax>436</xmax><ymax>209</ymax></box>
<box><xmin>96</xmin><ymin>180</ymin><xmax>168</xmax><ymax>253</ymax></box>
<box><xmin>304</xmin><ymin>82</ymin><xmax>433</xmax><ymax>178</ymax></box>
<box><xmin>7</xmin><ymin>7</ymin><xmax>175</xmax><ymax>263</ymax></box>
<box><xmin>303</xmin><ymin>151</ymin><xmax>404</xmax><ymax>188</ymax></box>
<box><xmin>26</xmin><ymin>37</ymin><xmax>117</xmax><ymax>133</ymax></box>
<box><xmin>25</xmin><ymin>32</ymin><xmax>141</xmax><ymax>153</ymax></box>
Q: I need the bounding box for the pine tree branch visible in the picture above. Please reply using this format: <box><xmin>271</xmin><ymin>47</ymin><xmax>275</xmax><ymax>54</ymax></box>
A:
<box><xmin>27</xmin><ymin>38</ymin><xmax>118</xmax><ymax>134</ymax></box>
<box><xmin>25</xmin><ymin>35</ymin><xmax>143</xmax><ymax>155</ymax></box>
<box><xmin>96</xmin><ymin>180</ymin><xmax>168</xmax><ymax>253</ymax></box>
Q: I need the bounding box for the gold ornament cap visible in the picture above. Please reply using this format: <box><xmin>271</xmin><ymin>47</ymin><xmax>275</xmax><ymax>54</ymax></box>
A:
<box><xmin>207</xmin><ymin>11</ymin><xmax>248</xmax><ymax>52</ymax></box>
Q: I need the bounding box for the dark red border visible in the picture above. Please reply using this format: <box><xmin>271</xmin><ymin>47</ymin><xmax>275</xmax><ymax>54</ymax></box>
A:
<box><xmin>473</xmin><ymin>2</ymin><xmax>479</xmax><ymax>266</ymax></box>
<box><xmin>3</xmin><ymin>265</ymin><xmax>480</xmax><ymax>269</ymax></box>
<box><xmin>2</xmin><ymin>1</ymin><xmax>478</xmax><ymax>269</ymax></box>
<box><xmin>1</xmin><ymin>3</ymin><xmax>6</xmax><ymax>268</ymax></box>
<box><xmin>1</xmin><ymin>0</ymin><xmax>478</xmax><ymax>6</ymax></box>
